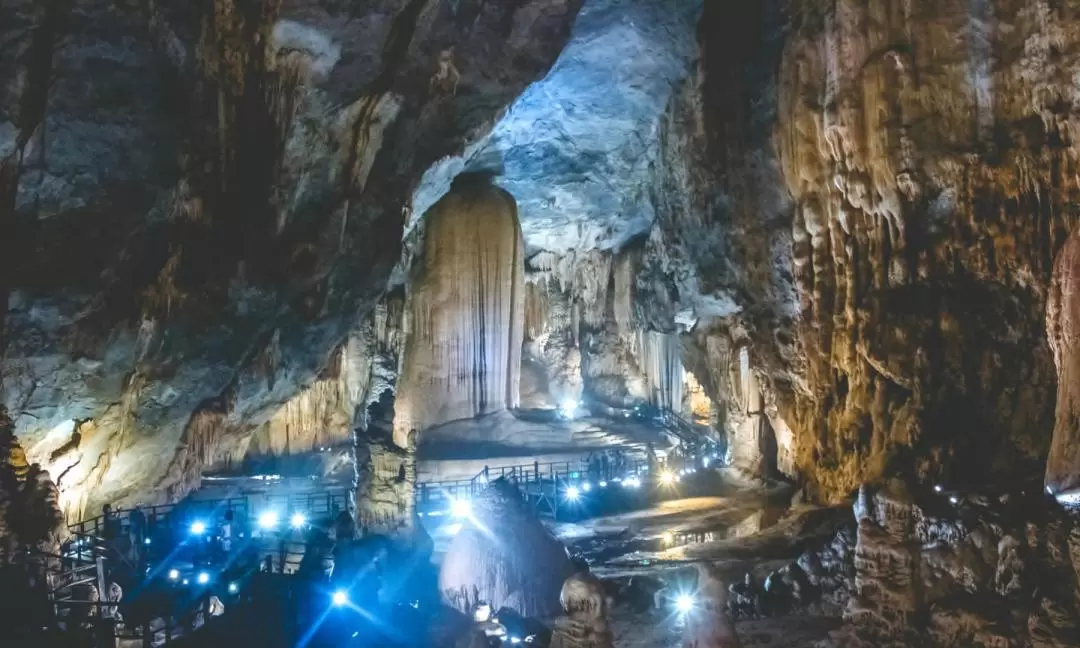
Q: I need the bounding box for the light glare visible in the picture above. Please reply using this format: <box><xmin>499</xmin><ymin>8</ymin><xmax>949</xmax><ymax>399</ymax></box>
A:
<box><xmin>676</xmin><ymin>594</ymin><xmax>695</xmax><ymax>613</ymax></box>
<box><xmin>258</xmin><ymin>511</ymin><xmax>279</xmax><ymax>530</ymax></box>
<box><xmin>290</xmin><ymin>513</ymin><xmax>306</xmax><ymax>529</ymax></box>
<box><xmin>566</xmin><ymin>486</ymin><xmax>580</xmax><ymax>500</ymax></box>
<box><xmin>190</xmin><ymin>521</ymin><xmax>207</xmax><ymax>535</ymax></box>
<box><xmin>332</xmin><ymin>590</ymin><xmax>348</xmax><ymax>606</ymax></box>
<box><xmin>451</xmin><ymin>498</ymin><xmax>472</xmax><ymax>518</ymax></box>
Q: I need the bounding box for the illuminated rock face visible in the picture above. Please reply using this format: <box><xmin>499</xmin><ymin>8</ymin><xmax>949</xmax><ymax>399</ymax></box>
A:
<box><xmin>645</xmin><ymin>0</ymin><xmax>1080</xmax><ymax>499</ymax></box>
<box><xmin>394</xmin><ymin>178</ymin><xmax>525</xmax><ymax>446</ymax></box>
<box><xmin>439</xmin><ymin>480</ymin><xmax>574</xmax><ymax>619</ymax></box>
<box><xmin>0</xmin><ymin>0</ymin><xmax>582</xmax><ymax>520</ymax></box>
<box><xmin>1047</xmin><ymin>233</ymin><xmax>1080</xmax><ymax>492</ymax></box>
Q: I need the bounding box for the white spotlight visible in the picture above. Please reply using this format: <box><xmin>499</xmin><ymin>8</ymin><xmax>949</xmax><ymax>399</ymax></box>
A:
<box><xmin>190</xmin><ymin>521</ymin><xmax>207</xmax><ymax>535</ymax></box>
<box><xmin>560</xmin><ymin>398</ymin><xmax>578</xmax><ymax>419</ymax></box>
<box><xmin>934</xmin><ymin>485</ymin><xmax>943</xmax><ymax>493</ymax></box>
<box><xmin>197</xmin><ymin>572</ymin><xmax>210</xmax><ymax>585</ymax></box>
<box><xmin>660</xmin><ymin>471</ymin><xmax>676</xmax><ymax>485</ymax></box>
<box><xmin>258</xmin><ymin>511</ymin><xmax>279</xmax><ymax>530</ymax></box>
<box><xmin>675</xmin><ymin>594</ymin><xmax>695</xmax><ymax>613</ymax></box>
<box><xmin>582</xmin><ymin>482</ymin><xmax>592</xmax><ymax>492</ymax></box>
<box><xmin>167</xmin><ymin>568</ymin><xmax>179</xmax><ymax>581</ymax></box>
<box><xmin>332</xmin><ymin>590</ymin><xmax>348</xmax><ymax>607</ymax></box>
<box><xmin>599</xmin><ymin>481</ymin><xmax>608</xmax><ymax>489</ymax></box>
<box><xmin>566</xmin><ymin>486</ymin><xmax>580</xmax><ymax>501</ymax></box>
<box><xmin>228</xmin><ymin>582</ymin><xmax>238</xmax><ymax>594</ymax></box>
<box><xmin>290</xmin><ymin>513</ymin><xmax>306</xmax><ymax>529</ymax></box>
<box><xmin>451</xmin><ymin>498</ymin><xmax>472</xmax><ymax>519</ymax></box>
<box><xmin>144</xmin><ymin>537</ymin><xmax>152</xmax><ymax>545</ymax></box>
<box><xmin>949</xmin><ymin>496</ymin><xmax>959</xmax><ymax>505</ymax></box>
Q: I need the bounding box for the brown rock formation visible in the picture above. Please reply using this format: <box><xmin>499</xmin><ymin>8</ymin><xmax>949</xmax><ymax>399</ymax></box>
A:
<box><xmin>394</xmin><ymin>175</ymin><xmax>525</xmax><ymax>446</ymax></box>
<box><xmin>648</xmin><ymin>0</ymin><xmax>1080</xmax><ymax>500</ymax></box>
<box><xmin>550</xmin><ymin>572</ymin><xmax>614</xmax><ymax>648</ymax></box>
<box><xmin>1048</xmin><ymin>232</ymin><xmax>1080</xmax><ymax>492</ymax></box>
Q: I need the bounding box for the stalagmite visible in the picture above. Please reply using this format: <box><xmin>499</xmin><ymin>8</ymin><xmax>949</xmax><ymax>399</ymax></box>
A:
<box><xmin>394</xmin><ymin>174</ymin><xmax>525</xmax><ymax>447</ymax></box>
<box><xmin>683</xmin><ymin>562</ymin><xmax>741</xmax><ymax>648</ymax></box>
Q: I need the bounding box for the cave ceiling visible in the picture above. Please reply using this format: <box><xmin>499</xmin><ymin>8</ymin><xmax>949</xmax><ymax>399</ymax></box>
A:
<box><xmin>409</xmin><ymin>0</ymin><xmax>702</xmax><ymax>257</ymax></box>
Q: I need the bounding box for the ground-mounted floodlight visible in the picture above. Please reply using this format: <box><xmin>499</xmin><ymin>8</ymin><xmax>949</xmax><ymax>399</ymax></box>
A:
<box><xmin>197</xmin><ymin>571</ymin><xmax>210</xmax><ymax>585</ymax></box>
<box><xmin>582</xmin><ymin>482</ymin><xmax>592</xmax><ymax>492</ymax></box>
<box><xmin>190</xmin><ymin>520</ymin><xmax>207</xmax><ymax>535</ymax></box>
<box><xmin>675</xmin><ymin>594</ymin><xmax>695</xmax><ymax>614</ymax></box>
<box><xmin>659</xmin><ymin>471</ymin><xmax>676</xmax><ymax>485</ymax></box>
<box><xmin>168</xmin><ymin>568</ymin><xmax>180</xmax><ymax>581</ymax></box>
<box><xmin>566</xmin><ymin>486</ymin><xmax>580</xmax><ymax>501</ymax></box>
<box><xmin>599</xmin><ymin>481</ymin><xmax>608</xmax><ymax>489</ymax></box>
<box><xmin>451</xmin><ymin>498</ymin><xmax>472</xmax><ymax>519</ymax></box>
<box><xmin>332</xmin><ymin>590</ymin><xmax>348</xmax><ymax>607</ymax></box>
<box><xmin>560</xmin><ymin>398</ymin><xmax>578</xmax><ymax>419</ymax></box>
<box><xmin>258</xmin><ymin>511</ymin><xmax>279</xmax><ymax>530</ymax></box>
<box><xmin>144</xmin><ymin>537</ymin><xmax>152</xmax><ymax>545</ymax></box>
<box><xmin>290</xmin><ymin>513</ymin><xmax>306</xmax><ymax>529</ymax></box>
<box><xmin>228</xmin><ymin>582</ymin><xmax>238</xmax><ymax>594</ymax></box>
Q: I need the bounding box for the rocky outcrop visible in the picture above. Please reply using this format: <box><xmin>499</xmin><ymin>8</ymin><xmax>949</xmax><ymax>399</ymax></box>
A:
<box><xmin>834</xmin><ymin>481</ymin><xmax>1080</xmax><ymax>647</ymax></box>
<box><xmin>439</xmin><ymin>479</ymin><xmax>575</xmax><ymax>619</ymax></box>
<box><xmin>1</xmin><ymin>0</ymin><xmax>584</xmax><ymax>519</ymax></box>
<box><xmin>550</xmin><ymin>572</ymin><xmax>614</xmax><ymax>648</ymax></box>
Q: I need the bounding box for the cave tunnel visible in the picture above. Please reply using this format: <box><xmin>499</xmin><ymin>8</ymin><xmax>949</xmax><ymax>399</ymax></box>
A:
<box><xmin>4</xmin><ymin>0</ymin><xmax>1080</xmax><ymax>646</ymax></box>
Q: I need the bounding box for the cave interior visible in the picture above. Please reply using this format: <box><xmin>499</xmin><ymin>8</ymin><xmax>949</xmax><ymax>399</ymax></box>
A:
<box><xmin>5</xmin><ymin>0</ymin><xmax>1080</xmax><ymax>646</ymax></box>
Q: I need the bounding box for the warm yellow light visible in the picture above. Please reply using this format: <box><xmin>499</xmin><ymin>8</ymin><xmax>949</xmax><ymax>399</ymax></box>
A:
<box><xmin>662</xmin><ymin>531</ymin><xmax>674</xmax><ymax>544</ymax></box>
<box><xmin>660</xmin><ymin>471</ymin><xmax>676</xmax><ymax>485</ymax></box>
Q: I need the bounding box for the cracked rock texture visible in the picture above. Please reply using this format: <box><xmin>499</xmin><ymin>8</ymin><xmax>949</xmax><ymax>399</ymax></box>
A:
<box><xmin>0</xmin><ymin>0</ymin><xmax>583</xmax><ymax>520</ymax></box>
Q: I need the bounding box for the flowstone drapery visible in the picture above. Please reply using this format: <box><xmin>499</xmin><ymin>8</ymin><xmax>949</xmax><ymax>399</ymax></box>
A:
<box><xmin>394</xmin><ymin>176</ymin><xmax>525</xmax><ymax>447</ymax></box>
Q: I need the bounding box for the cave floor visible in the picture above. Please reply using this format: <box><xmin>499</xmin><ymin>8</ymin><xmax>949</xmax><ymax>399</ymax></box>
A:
<box><xmin>550</xmin><ymin>473</ymin><xmax>850</xmax><ymax>647</ymax></box>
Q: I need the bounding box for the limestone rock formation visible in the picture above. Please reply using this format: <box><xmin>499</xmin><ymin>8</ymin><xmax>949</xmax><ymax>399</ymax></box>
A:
<box><xmin>1047</xmin><ymin>232</ymin><xmax>1080</xmax><ymax>492</ymax></box>
<box><xmin>394</xmin><ymin>175</ymin><xmax>525</xmax><ymax>446</ymax></box>
<box><xmin>832</xmin><ymin>480</ymin><xmax>1080</xmax><ymax>647</ymax></box>
<box><xmin>550</xmin><ymin>572</ymin><xmax>614</xmax><ymax>648</ymax></box>
<box><xmin>683</xmin><ymin>562</ymin><xmax>742</xmax><ymax>648</ymax></box>
<box><xmin>0</xmin><ymin>0</ymin><xmax>584</xmax><ymax>520</ymax></box>
<box><xmin>635</xmin><ymin>0</ymin><xmax>1080</xmax><ymax>500</ymax></box>
<box><xmin>439</xmin><ymin>479</ymin><xmax>575</xmax><ymax>619</ymax></box>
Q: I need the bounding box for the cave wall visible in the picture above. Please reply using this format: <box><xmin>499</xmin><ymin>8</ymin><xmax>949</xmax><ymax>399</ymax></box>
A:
<box><xmin>640</xmin><ymin>0</ymin><xmax>1080</xmax><ymax>499</ymax></box>
<box><xmin>775</xmin><ymin>0</ymin><xmax>1077</xmax><ymax>499</ymax></box>
<box><xmin>0</xmin><ymin>0</ymin><xmax>584</xmax><ymax>520</ymax></box>
<box><xmin>393</xmin><ymin>177</ymin><xmax>525</xmax><ymax>446</ymax></box>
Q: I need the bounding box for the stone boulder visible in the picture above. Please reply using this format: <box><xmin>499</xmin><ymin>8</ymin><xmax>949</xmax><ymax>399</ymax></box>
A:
<box><xmin>439</xmin><ymin>479</ymin><xmax>574</xmax><ymax>619</ymax></box>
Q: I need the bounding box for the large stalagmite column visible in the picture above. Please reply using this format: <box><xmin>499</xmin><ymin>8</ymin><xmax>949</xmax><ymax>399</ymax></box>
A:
<box><xmin>394</xmin><ymin>175</ymin><xmax>525</xmax><ymax>448</ymax></box>
<box><xmin>1047</xmin><ymin>233</ymin><xmax>1080</xmax><ymax>492</ymax></box>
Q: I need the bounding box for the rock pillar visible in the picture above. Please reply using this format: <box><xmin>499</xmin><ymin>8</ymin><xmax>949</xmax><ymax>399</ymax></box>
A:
<box><xmin>1047</xmin><ymin>233</ymin><xmax>1080</xmax><ymax>492</ymax></box>
<box><xmin>394</xmin><ymin>176</ymin><xmax>525</xmax><ymax>447</ymax></box>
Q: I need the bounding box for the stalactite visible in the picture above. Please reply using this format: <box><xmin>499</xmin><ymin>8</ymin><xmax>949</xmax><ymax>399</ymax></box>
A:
<box><xmin>525</xmin><ymin>279</ymin><xmax>552</xmax><ymax>341</ymax></box>
<box><xmin>635</xmin><ymin>331</ymin><xmax>684</xmax><ymax>413</ymax></box>
<box><xmin>394</xmin><ymin>176</ymin><xmax>525</xmax><ymax>446</ymax></box>
<box><xmin>247</xmin><ymin>347</ymin><xmax>354</xmax><ymax>459</ymax></box>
